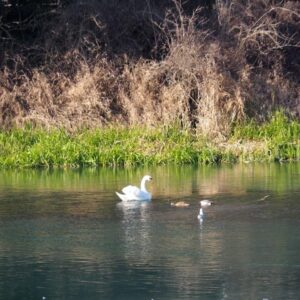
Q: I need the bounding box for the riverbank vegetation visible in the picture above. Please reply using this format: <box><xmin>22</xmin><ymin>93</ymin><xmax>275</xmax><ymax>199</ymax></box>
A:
<box><xmin>0</xmin><ymin>112</ymin><xmax>299</xmax><ymax>168</ymax></box>
<box><xmin>1</xmin><ymin>1</ymin><xmax>299</xmax><ymax>134</ymax></box>
<box><xmin>0</xmin><ymin>1</ymin><xmax>299</xmax><ymax>167</ymax></box>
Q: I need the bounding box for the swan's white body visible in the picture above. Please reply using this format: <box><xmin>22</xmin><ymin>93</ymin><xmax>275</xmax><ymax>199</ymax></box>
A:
<box><xmin>197</xmin><ymin>208</ymin><xmax>204</xmax><ymax>220</ymax></box>
<box><xmin>200</xmin><ymin>200</ymin><xmax>212</xmax><ymax>207</ymax></box>
<box><xmin>116</xmin><ymin>175</ymin><xmax>152</xmax><ymax>201</ymax></box>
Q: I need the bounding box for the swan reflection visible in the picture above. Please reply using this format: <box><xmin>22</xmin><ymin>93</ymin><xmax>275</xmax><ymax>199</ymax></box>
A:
<box><xmin>117</xmin><ymin>201</ymin><xmax>152</xmax><ymax>261</ymax></box>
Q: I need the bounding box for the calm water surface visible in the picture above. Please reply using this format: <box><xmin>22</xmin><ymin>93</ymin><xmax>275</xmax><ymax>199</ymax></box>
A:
<box><xmin>0</xmin><ymin>163</ymin><xmax>300</xmax><ymax>300</ymax></box>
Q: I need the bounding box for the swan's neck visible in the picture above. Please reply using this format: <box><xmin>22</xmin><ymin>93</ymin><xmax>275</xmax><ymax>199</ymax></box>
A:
<box><xmin>140</xmin><ymin>178</ymin><xmax>148</xmax><ymax>192</ymax></box>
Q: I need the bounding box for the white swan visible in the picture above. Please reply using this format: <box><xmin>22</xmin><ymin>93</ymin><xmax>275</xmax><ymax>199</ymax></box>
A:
<box><xmin>116</xmin><ymin>175</ymin><xmax>152</xmax><ymax>201</ymax></box>
<box><xmin>200</xmin><ymin>199</ymin><xmax>212</xmax><ymax>207</ymax></box>
<box><xmin>197</xmin><ymin>208</ymin><xmax>204</xmax><ymax>220</ymax></box>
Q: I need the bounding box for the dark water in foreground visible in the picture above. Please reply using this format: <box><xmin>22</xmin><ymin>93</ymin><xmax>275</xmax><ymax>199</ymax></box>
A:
<box><xmin>0</xmin><ymin>163</ymin><xmax>300</xmax><ymax>300</ymax></box>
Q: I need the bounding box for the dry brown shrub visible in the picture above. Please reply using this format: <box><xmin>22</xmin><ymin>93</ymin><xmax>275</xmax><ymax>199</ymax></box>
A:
<box><xmin>0</xmin><ymin>58</ymin><xmax>121</xmax><ymax>129</ymax></box>
<box><xmin>242</xmin><ymin>68</ymin><xmax>300</xmax><ymax>120</ymax></box>
<box><xmin>120</xmin><ymin>0</ymin><xmax>299</xmax><ymax>136</ymax></box>
<box><xmin>120</xmin><ymin>60</ymin><xmax>193</xmax><ymax>127</ymax></box>
<box><xmin>216</xmin><ymin>0</ymin><xmax>300</xmax><ymax>64</ymax></box>
<box><xmin>1</xmin><ymin>0</ymin><xmax>299</xmax><ymax>137</ymax></box>
<box><xmin>120</xmin><ymin>1</ymin><xmax>245</xmax><ymax>136</ymax></box>
<box><xmin>0</xmin><ymin>68</ymin><xmax>56</xmax><ymax>128</ymax></box>
<box><xmin>215</xmin><ymin>0</ymin><xmax>300</xmax><ymax>121</ymax></box>
<box><xmin>196</xmin><ymin>48</ymin><xmax>245</xmax><ymax>137</ymax></box>
<box><xmin>59</xmin><ymin>59</ymin><xmax>120</xmax><ymax>127</ymax></box>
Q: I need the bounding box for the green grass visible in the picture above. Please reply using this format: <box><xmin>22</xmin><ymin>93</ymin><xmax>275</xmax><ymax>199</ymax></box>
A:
<box><xmin>232</xmin><ymin>111</ymin><xmax>300</xmax><ymax>162</ymax></box>
<box><xmin>0</xmin><ymin>111</ymin><xmax>299</xmax><ymax>168</ymax></box>
<box><xmin>0</xmin><ymin>126</ymin><xmax>232</xmax><ymax>168</ymax></box>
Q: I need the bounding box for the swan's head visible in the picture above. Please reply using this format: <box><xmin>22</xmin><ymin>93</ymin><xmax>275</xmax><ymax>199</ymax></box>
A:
<box><xmin>143</xmin><ymin>175</ymin><xmax>152</xmax><ymax>182</ymax></box>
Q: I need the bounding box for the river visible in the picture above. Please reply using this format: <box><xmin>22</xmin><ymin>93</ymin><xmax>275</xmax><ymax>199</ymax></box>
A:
<box><xmin>0</xmin><ymin>163</ymin><xmax>300</xmax><ymax>299</ymax></box>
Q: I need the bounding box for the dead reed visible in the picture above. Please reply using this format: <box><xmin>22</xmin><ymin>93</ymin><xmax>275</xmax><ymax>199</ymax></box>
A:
<box><xmin>0</xmin><ymin>0</ymin><xmax>299</xmax><ymax>138</ymax></box>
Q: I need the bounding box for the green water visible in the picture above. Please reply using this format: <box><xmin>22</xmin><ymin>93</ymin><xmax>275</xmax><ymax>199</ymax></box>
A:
<box><xmin>0</xmin><ymin>163</ymin><xmax>300</xmax><ymax>299</ymax></box>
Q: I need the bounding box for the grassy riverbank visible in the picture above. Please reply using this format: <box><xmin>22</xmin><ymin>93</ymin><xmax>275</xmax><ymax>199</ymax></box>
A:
<box><xmin>0</xmin><ymin>112</ymin><xmax>299</xmax><ymax>168</ymax></box>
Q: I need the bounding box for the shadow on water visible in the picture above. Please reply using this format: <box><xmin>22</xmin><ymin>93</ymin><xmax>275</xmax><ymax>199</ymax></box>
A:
<box><xmin>0</xmin><ymin>163</ymin><xmax>300</xmax><ymax>299</ymax></box>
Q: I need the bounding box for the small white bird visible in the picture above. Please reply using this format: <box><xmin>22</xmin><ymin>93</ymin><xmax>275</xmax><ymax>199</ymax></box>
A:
<box><xmin>197</xmin><ymin>208</ymin><xmax>204</xmax><ymax>220</ymax></box>
<box><xmin>200</xmin><ymin>199</ymin><xmax>212</xmax><ymax>207</ymax></box>
<box><xmin>116</xmin><ymin>175</ymin><xmax>152</xmax><ymax>201</ymax></box>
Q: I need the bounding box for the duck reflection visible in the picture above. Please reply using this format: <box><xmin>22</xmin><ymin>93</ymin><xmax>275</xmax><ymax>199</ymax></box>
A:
<box><xmin>117</xmin><ymin>201</ymin><xmax>152</xmax><ymax>262</ymax></box>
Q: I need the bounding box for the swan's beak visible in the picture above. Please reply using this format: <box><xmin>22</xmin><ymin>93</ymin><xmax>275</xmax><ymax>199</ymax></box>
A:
<box><xmin>149</xmin><ymin>177</ymin><xmax>153</xmax><ymax>180</ymax></box>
